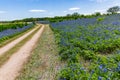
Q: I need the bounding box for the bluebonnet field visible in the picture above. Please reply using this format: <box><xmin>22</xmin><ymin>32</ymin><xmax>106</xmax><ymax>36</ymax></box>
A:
<box><xmin>51</xmin><ymin>14</ymin><xmax>120</xmax><ymax>80</ymax></box>
<box><xmin>0</xmin><ymin>23</ymin><xmax>34</xmax><ymax>43</ymax></box>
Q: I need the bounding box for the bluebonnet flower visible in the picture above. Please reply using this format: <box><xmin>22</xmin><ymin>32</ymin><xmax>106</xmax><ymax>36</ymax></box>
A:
<box><xmin>107</xmin><ymin>78</ymin><xmax>110</xmax><ymax>80</ymax></box>
<box><xmin>116</xmin><ymin>63</ymin><xmax>120</xmax><ymax>72</ymax></box>
<box><xmin>91</xmin><ymin>70</ymin><xmax>94</xmax><ymax>74</ymax></box>
<box><xmin>98</xmin><ymin>76</ymin><xmax>102</xmax><ymax>80</ymax></box>
<box><xmin>99</xmin><ymin>64</ymin><xmax>103</xmax><ymax>70</ymax></box>
<box><xmin>80</xmin><ymin>67</ymin><xmax>85</xmax><ymax>70</ymax></box>
<box><xmin>103</xmin><ymin>68</ymin><xmax>107</xmax><ymax>72</ymax></box>
<box><xmin>116</xmin><ymin>50</ymin><xmax>120</xmax><ymax>54</ymax></box>
<box><xmin>59</xmin><ymin>78</ymin><xmax>67</xmax><ymax>80</ymax></box>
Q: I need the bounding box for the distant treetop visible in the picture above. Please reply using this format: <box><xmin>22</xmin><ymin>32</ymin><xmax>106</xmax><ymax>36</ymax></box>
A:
<box><xmin>107</xmin><ymin>6</ymin><xmax>120</xmax><ymax>14</ymax></box>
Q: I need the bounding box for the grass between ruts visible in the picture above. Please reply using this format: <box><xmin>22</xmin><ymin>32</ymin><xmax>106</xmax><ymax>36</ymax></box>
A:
<box><xmin>16</xmin><ymin>24</ymin><xmax>64</xmax><ymax>80</ymax></box>
<box><xmin>0</xmin><ymin>26</ymin><xmax>41</xmax><ymax>67</ymax></box>
<box><xmin>0</xmin><ymin>25</ymin><xmax>36</xmax><ymax>47</ymax></box>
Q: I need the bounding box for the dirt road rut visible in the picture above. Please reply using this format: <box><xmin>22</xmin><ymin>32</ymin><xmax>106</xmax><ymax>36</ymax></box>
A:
<box><xmin>0</xmin><ymin>25</ymin><xmax>44</xmax><ymax>80</ymax></box>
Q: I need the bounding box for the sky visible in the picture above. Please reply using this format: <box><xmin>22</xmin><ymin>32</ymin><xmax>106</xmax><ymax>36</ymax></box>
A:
<box><xmin>0</xmin><ymin>0</ymin><xmax>120</xmax><ymax>21</ymax></box>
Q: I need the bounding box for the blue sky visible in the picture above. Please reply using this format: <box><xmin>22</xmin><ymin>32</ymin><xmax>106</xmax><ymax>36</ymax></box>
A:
<box><xmin>0</xmin><ymin>0</ymin><xmax>120</xmax><ymax>21</ymax></box>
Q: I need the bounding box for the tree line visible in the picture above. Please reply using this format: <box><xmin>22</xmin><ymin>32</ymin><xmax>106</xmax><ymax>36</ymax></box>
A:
<box><xmin>10</xmin><ymin>6</ymin><xmax>120</xmax><ymax>23</ymax></box>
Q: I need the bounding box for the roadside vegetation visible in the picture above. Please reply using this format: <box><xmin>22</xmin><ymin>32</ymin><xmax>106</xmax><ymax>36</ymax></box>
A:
<box><xmin>0</xmin><ymin>22</ymin><xmax>27</xmax><ymax>32</ymax></box>
<box><xmin>17</xmin><ymin>25</ymin><xmax>64</xmax><ymax>80</ymax></box>
<box><xmin>0</xmin><ymin>22</ymin><xmax>34</xmax><ymax>44</ymax></box>
<box><xmin>0</xmin><ymin>25</ymin><xmax>35</xmax><ymax>47</ymax></box>
<box><xmin>0</xmin><ymin>26</ymin><xmax>40</xmax><ymax>67</ymax></box>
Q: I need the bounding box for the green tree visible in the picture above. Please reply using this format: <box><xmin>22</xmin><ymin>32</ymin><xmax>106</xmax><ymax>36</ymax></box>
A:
<box><xmin>107</xmin><ymin>6</ymin><xmax>120</xmax><ymax>14</ymax></box>
<box><xmin>95</xmin><ymin>12</ymin><xmax>101</xmax><ymax>16</ymax></box>
<box><xmin>66</xmin><ymin>14</ymin><xmax>71</xmax><ymax>17</ymax></box>
<box><xmin>71</xmin><ymin>12</ymin><xmax>80</xmax><ymax>19</ymax></box>
<box><xmin>72</xmin><ymin>12</ymin><xmax>80</xmax><ymax>17</ymax></box>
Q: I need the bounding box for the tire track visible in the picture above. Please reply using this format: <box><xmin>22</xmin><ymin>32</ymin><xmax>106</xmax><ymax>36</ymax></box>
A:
<box><xmin>0</xmin><ymin>24</ymin><xmax>44</xmax><ymax>80</ymax></box>
<box><xmin>0</xmin><ymin>25</ymin><xmax>39</xmax><ymax>56</ymax></box>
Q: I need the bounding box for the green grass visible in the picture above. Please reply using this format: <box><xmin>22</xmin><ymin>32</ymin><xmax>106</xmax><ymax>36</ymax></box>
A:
<box><xmin>0</xmin><ymin>26</ymin><xmax>41</xmax><ymax>67</ymax></box>
<box><xmin>16</xmin><ymin>25</ymin><xmax>64</xmax><ymax>80</ymax></box>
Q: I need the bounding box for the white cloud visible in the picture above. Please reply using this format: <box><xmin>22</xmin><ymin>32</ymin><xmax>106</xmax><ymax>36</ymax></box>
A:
<box><xmin>90</xmin><ymin>0</ymin><xmax>108</xmax><ymax>3</ymax></box>
<box><xmin>64</xmin><ymin>11</ymin><xmax>67</xmax><ymax>13</ymax></box>
<box><xmin>111</xmin><ymin>0</ymin><xmax>120</xmax><ymax>6</ymax></box>
<box><xmin>29</xmin><ymin>9</ymin><xmax>47</xmax><ymax>13</ymax></box>
<box><xmin>90</xmin><ymin>0</ymin><xmax>120</xmax><ymax>3</ymax></box>
<box><xmin>69</xmin><ymin>7</ymin><xmax>80</xmax><ymax>11</ymax></box>
<box><xmin>94</xmin><ymin>9</ymin><xmax>106</xmax><ymax>14</ymax></box>
<box><xmin>0</xmin><ymin>11</ymin><xmax>6</xmax><ymax>13</ymax></box>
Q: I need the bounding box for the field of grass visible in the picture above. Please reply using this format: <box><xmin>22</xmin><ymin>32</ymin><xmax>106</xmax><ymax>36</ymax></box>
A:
<box><xmin>51</xmin><ymin>14</ymin><xmax>120</xmax><ymax>80</ymax></box>
<box><xmin>16</xmin><ymin>25</ymin><xmax>64</xmax><ymax>80</ymax></box>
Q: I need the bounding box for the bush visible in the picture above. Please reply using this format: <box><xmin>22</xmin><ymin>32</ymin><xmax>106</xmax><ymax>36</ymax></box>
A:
<box><xmin>58</xmin><ymin>63</ymin><xmax>89</xmax><ymax>80</ymax></box>
<box><xmin>81</xmin><ymin>50</ymin><xmax>97</xmax><ymax>60</ymax></box>
<box><xmin>97</xmin><ymin>17</ymin><xmax>105</xmax><ymax>22</ymax></box>
<box><xmin>58</xmin><ymin>56</ymin><xmax>120</xmax><ymax>80</ymax></box>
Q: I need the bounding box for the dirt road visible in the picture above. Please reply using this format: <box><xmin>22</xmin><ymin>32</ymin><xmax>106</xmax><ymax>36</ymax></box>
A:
<box><xmin>0</xmin><ymin>25</ymin><xmax>44</xmax><ymax>80</ymax></box>
<box><xmin>0</xmin><ymin>26</ymin><xmax>39</xmax><ymax>56</ymax></box>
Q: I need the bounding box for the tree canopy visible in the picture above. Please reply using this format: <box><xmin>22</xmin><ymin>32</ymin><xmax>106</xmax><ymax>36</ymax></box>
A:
<box><xmin>107</xmin><ymin>6</ymin><xmax>120</xmax><ymax>14</ymax></box>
